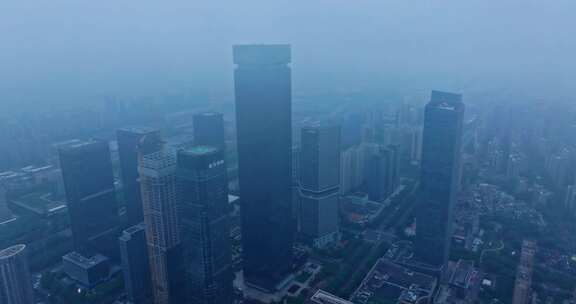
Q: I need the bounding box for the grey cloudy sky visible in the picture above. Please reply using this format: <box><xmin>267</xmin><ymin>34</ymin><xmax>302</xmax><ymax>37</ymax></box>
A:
<box><xmin>1</xmin><ymin>0</ymin><xmax>575</xmax><ymax>111</ymax></box>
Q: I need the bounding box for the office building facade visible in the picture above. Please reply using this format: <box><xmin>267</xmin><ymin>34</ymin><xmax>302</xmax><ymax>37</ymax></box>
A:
<box><xmin>59</xmin><ymin>140</ymin><xmax>119</xmax><ymax>258</ymax></box>
<box><xmin>0</xmin><ymin>245</ymin><xmax>34</xmax><ymax>304</ymax></box>
<box><xmin>415</xmin><ymin>91</ymin><xmax>465</xmax><ymax>269</ymax></box>
<box><xmin>298</xmin><ymin>125</ymin><xmax>341</xmax><ymax>248</ymax></box>
<box><xmin>139</xmin><ymin>149</ymin><xmax>185</xmax><ymax>304</ymax></box>
<box><xmin>177</xmin><ymin>146</ymin><xmax>233</xmax><ymax>304</ymax></box>
<box><xmin>193</xmin><ymin>112</ymin><xmax>226</xmax><ymax>152</ymax></box>
<box><xmin>119</xmin><ymin>223</ymin><xmax>152</xmax><ymax>304</ymax></box>
<box><xmin>233</xmin><ymin>44</ymin><xmax>294</xmax><ymax>290</ymax></box>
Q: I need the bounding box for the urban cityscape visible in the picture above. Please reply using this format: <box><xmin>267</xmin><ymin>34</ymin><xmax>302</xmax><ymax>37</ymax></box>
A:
<box><xmin>1</xmin><ymin>2</ymin><xmax>576</xmax><ymax>304</ymax></box>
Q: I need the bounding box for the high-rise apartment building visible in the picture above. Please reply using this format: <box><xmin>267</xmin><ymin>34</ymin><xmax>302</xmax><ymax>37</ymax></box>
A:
<box><xmin>117</xmin><ymin>127</ymin><xmax>162</xmax><ymax>226</ymax></box>
<box><xmin>415</xmin><ymin>91</ymin><xmax>464</xmax><ymax>270</ymax></box>
<box><xmin>233</xmin><ymin>44</ymin><xmax>294</xmax><ymax>290</ymax></box>
<box><xmin>0</xmin><ymin>244</ymin><xmax>34</xmax><ymax>304</ymax></box>
<box><xmin>139</xmin><ymin>149</ymin><xmax>185</xmax><ymax>304</ymax></box>
<box><xmin>177</xmin><ymin>146</ymin><xmax>233</xmax><ymax>304</ymax></box>
<box><xmin>298</xmin><ymin>125</ymin><xmax>341</xmax><ymax>248</ymax></box>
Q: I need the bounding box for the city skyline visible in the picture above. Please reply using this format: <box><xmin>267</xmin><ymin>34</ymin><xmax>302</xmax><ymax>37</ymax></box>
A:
<box><xmin>0</xmin><ymin>5</ymin><xmax>575</xmax><ymax>302</ymax></box>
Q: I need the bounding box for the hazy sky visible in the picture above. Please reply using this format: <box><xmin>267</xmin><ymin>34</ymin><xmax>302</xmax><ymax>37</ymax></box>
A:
<box><xmin>1</xmin><ymin>0</ymin><xmax>575</xmax><ymax>112</ymax></box>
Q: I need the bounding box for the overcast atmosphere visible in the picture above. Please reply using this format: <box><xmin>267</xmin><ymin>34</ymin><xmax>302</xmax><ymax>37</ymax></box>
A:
<box><xmin>1</xmin><ymin>0</ymin><xmax>576</xmax><ymax>113</ymax></box>
<box><xmin>3</xmin><ymin>2</ymin><xmax>576</xmax><ymax>304</ymax></box>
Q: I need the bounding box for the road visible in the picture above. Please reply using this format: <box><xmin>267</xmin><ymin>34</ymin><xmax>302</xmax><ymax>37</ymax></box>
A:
<box><xmin>339</xmin><ymin>182</ymin><xmax>419</xmax><ymax>298</ymax></box>
<box><xmin>479</xmin><ymin>240</ymin><xmax>505</xmax><ymax>264</ymax></box>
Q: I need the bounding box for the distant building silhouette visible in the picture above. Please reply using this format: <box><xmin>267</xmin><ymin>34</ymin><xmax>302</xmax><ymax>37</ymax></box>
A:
<box><xmin>117</xmin><ymin>127</ymin><xmax>162</xmax><ymax>226</ymax></box>
<box><xmin>139</xmin><ymin>149</ymin><xmax>185</xmax><ymax>304</ymax></box>
<box><xmin>0</xmin><ymin>244</ymin><xmax>34</xmax><ymax>304</ymax></box>
<box><xmin>415</xmin><ymin>91</ymin><xmax>464</xmax><ymax>270</ymax></box>
<box><xmin>298</xmin><ymin>124</ymin><xmax>341</xmax><ymax>248</ymax></box>
<box><xmin>366</xmin><ymin>145</ymin><xmax>399</xmax><ymax>202</ymax></box>
<box><xmin>59</xmin><ymin>140</ymin><xmax>119</xmax><ymax>258</ymax></box>
<box><xmin>340</xmin><ymin>145</ymin><xmax>365</xmax><ymax>195</ymax></box>
<box><xmin>177</xmin><ymin>146</ymin><xmax>233</xmax><ymax>304</ymax></box>
<box><xmin>233</xmin><ymin>44</ymin><xmax>294</xmax><ymax>291</ymax></box>
<box><xmin>119</xmin><ymin>223</ymin><xmax>152</xmax><ymax>304</ymax></box>
<box><xmin>193</xmin><ymin>112</ymin><xmax>226</xmax><ymax>152</ymax></box>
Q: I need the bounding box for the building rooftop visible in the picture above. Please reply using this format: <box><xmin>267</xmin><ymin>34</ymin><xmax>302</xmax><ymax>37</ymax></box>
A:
<box><xmin>311</xmin><ymin>290</ymin><xmax>355</xmax><ymax>304</ymax></box>
<box><xmin>228</xmin><ymin>194</ymin><xmax>239</xmax><ymax>204</ymax></box>
<box><xmin>139</xmin><ymin>149</ymin><xmax>177</xmax><ymax>170</ymax></box>
<box><xmin>373</xmin><ymin>260</ymin><xmax>436</xmax><ymax>290</ymax></box>
<box><xmin>51</xmin><ymin>139</ymin><xmax>83</xmax><ymax>149</ymax></box>
<box><xmin>352</xmin><ymin>259</ymin><xmax>437</xmax><ymax>304</ymax></box>
<box><xmin>0</xmin><ymin>244</ymin><xmax>26</xmax><ymax>259</ymax></box>
<box><xmin>233</xmin><ymin>44</ymin><xmax>291</xmax><ymax>65</ymax></box>
<box><xmin>429</xmin><ymin>90</ymin><xmax>464</xmax><ymax>112</ymax></box>
<box><xmin>182</xmin><ymin>145</ymin><xmax>219</xmax><ymax>156</ymax></box>
<box><xmin>117</xmin><ymin>126</ymin><xmax>159</xmax><ymax>135</ymax></box>
<box><xmin>21</xmin><ymin>165</ymin><xmax>53</xmax><ymax>173</ymax></box>
<box><xmin>12</xmin><ymin>191</ymin><xmax>67</xmax><ymax>216</ymax></box>
<box><xmin>194</xmin><ymin>111</ymin><xmax>222</xmax><ymax>118</ymax></box>
<box><xmin>63</xmin><ymin>252</ymin><xmax>108</xmax><ymax>268</ymax></box>
<box><xmin>121</xmin><ymin>223</ymin><xmax>146</xmax><ymax>238</ymax></box>
<box><xmin>450</xmin><ymin>260</ymin><xmax>476</xmax><ymax>289</ymax></box>
<box><xmin>58</xmin><ymin>139</ymin><xmax>106</xmax><ymax>154</ymax></box>
<box><xmin>431</xmin><ymin>90</ymin><xmax>462</xmax><ymax>103</ymax></box>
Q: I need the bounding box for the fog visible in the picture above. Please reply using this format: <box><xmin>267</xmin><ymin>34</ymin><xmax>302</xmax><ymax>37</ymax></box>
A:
<box><xmin>1</xmin><ymin>0</ymin><xmax>575</xmax><ymax>113</ymax></box>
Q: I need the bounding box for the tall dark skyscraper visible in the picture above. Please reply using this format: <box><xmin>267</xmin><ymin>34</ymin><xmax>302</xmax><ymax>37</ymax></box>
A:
<box><xmin>415</xmin><ymin>90</ymin><xmax>464</xmax><ymax>270</ymax></box>
<box><xmin>117</xmin><ymin>127</ymin><xmax>162</xmax><ymax>226</ymax></box>
<box><xmin>298</xmin><ymin>124</ymin><xmax>341</xmax><ymax>248</ymax></box>
<box><xmin>139</xmin><ymin>149</ymin><xmax>185</xmax><ymax>304</ymax></box>
<box><xmin>233</xmin><ymin>44</ymin><xmax>294</xmax><ymax>291</ymax></box>
<box><xmin>177</xmin><ymin>146</ymin><xmax>233</xmax><ymax>304</ymax></box>
<box><xmin>193</xmin><ymin>112</ymin><xmax>226</xmax><ymax>152</ymax></box>
<box><xmin>119</xmin><ymin>223</ymin><xmax>152</xmax><ymax>304</ymax></box>
<box><xmin>0</xmin><ymin>244</ymin><xmax>34</xmax><ymax>304</ymax></box>
<box><xmin>59</xmin><ymin>140</ymin><xmax>119</xmax><ymax>258</ymax></box>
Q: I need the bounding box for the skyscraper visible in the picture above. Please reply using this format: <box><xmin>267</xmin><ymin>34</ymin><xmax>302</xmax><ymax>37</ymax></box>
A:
<box><xmin>0</xmin><ymin>244</ymin><xmax>34</xmax><ymax>304</ymax></box>
<box><xmin>193</xmin><ymin>112</ymin><xmax>226</xmax><ymax>152</ymax></box>
<box><xmin>59</xmin><ymin>140</ymin><xmax>119</xmax><ymax>258</ymax></box>
<box><xmin>233</xmin><ymin>44</ymin><xmax>294</xmax><ymax>290</ymax></box>
<box><xmin>177</xmin><ymin>146</ymin><xmax>233</xmax><ymax>304</ymax></box>
<box><xmin>117</xmin><ymin>127</ymin><xmax>162</xmax><ymax>226</ymax></box>
<box><xmin>298</xmin><ymin>125</ymin><xmax>341</xmax><ymax>248</ymax></box>
<box><xmin>139</xmin><ymin>149</ymin><xmax>185</xmax><ymax>304</ymax></box>
<box><xmin>415</xmin><ymin>90</ymin><xmax>464</xmax><ymax>270</ymax></box>
<box><xmin>119</xmin><ymin>223</ymin><xmax>152</xmax><ymax>304</ymax></box>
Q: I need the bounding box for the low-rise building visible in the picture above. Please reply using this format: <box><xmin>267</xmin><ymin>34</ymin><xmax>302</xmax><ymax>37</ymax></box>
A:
<box><xmin>62</xmin><ymin>252</ymin><xmax>110</xmax><ymax>289</ymax></box>
<box><xmin>351</xmin><ymin>259</ymin><xmax>437</xmax><ymax>304</ymax></box>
